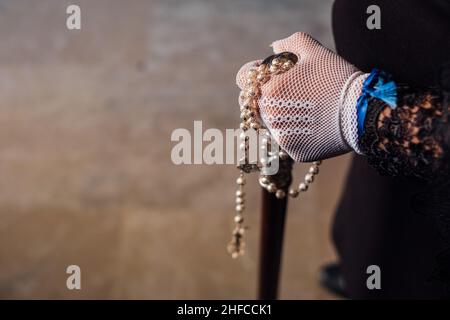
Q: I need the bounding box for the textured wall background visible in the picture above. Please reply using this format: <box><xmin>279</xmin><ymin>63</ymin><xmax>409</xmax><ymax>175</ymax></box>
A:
<box><xmin>0</xmin><ymin>0</ymin><xmax>350</xmax><ymax>299</ymax></box>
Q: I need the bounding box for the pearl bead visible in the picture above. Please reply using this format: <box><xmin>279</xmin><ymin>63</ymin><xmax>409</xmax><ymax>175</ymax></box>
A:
<box><xmin>240</xmin><ymin>123</ymin><xmax>248</xmax><ymax>130</ymax></box>
<box><xmin>241</xmin><ymin>98</ymin><xmax>252</xmax><ymax>108</ymax></box>
<box><xmin>275</xmin><ymin>190</ymin><xmax>286</xmax><ymax>199</ymax></box>
<box><xmin>305</xmin><ymin>173</ymin><xmax>314</xmax><ymax>184</ymax></box>
<box><xmin>257</xmin><ymin>64</ymin><xmax>268</xmax><ymax>73</ymax></box>
<box><xmin>236</xmin><ymin>204</ymin><xmax>245</xmax><ymax>212</ymax></box>
<box><xmin>256</xmin><ymin>74</ymin><xmax>268</xmax><ymax>83</ymax></box>
<box><xmin>267</xmin><ymin>183</ymin><xmax>277</xmax><ymax>193</ymax></box>
<box><xmin>236</xmin><ymin>177</ymin><xmax>246</xmax><ymax>185</ymax></box>
<box><xmin>309</xmin><ymin>166</ymin><xmax>319</xmax><ymax>174</ymax></box>
<box><xmin>299</xmin><ymin>183</ymin><xmax>308</xmax><ymax>192</ymax></box>
<box><xmin>247</xmin><ymin>69</ymin><xmax>257</xmax><ymax>78</ymax></box>
<box><xmin>271</xmin><ymin>58</ymin><xmax>281</xmax><ymax>66</ymax></box>
<box><xmin>279</xmin><ymin>151</ymin><xmax>289</xmax><ymax>160</ymax></box>
<box><xmin>236</xmin><ymin>190</ymin><xmax>245</xmax><ymax>197</ymax></box>
<box><xmin>260</xmin><ymin>177</ymin><xmax>269</xmax><ymax>184</ymax></box>
<box><xmin>269</xmin><ymin>65</ymin><xmax>278</xmax><ymax>73</ymax></box>
<box><xmin>250</xmin><ymin>122</ymin><xmax>260</xmax><ymax>130</ymax></box>
<box><xmin>313</xmin><ymin>160</ymin><xmax>322</xmax><ymax>165</ymax></box>
<box><xmin>236</xmin><ymin>197</ymin><xmax>244</xmax><ymax>204</ymax></box>
<box><xmin>246</xmin><ymin>117</ymin><xmax>255</xmax><ymax>124</ymax></box>
<box><xmin>234</xmin><ymin>215</ymin><xmax>244</xmax><ymax>223</ymax></box>
<box><xmin>247</xmin><ymin>87</ymin><xmax>260</xmax><ymax>97</ymax></box>
<box><xmin>282</xmin><ymin>61</ymin><xmax>294</xmax><ymax>70</ymax></box>
<box><xmin>289</xmin><ymin>189</ymin><xmax>299</xmax><ymax>198</ymax></box>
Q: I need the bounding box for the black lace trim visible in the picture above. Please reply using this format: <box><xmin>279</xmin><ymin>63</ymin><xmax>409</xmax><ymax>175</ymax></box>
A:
<box><xmin>360</xmin><ymin>86</ymin><xmax>449</xmax><ymax>181</ymax></box>
<box><xmin>360</xmin><ymin>98</ymin><xmax>396</xmax><ymax>176</ymax></box>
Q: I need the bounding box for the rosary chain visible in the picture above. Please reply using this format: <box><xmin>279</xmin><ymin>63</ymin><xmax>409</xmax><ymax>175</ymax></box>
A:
<box><xmin>228</xmin><ymin>52</ymin><xmax>321</xmax><ymax>258</ymax></box>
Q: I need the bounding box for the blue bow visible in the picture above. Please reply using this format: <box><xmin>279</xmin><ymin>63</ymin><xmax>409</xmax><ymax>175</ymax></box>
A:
<box><xmin>356</xmin><ymin>69</ymin><xmax>397</xmax><ymax>138</ymax></box>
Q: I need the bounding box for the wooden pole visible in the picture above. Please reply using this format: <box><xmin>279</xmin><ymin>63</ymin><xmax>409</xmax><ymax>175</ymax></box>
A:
<box><xmin>257</xmin><ymin>189</ymin><xmax>288</xmax><ymax>299</ymax></box>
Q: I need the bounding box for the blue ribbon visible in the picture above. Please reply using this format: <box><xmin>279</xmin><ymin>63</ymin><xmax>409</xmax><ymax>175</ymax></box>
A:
<box><xmin>356</xmin><ymin>69</ymin><xmax>397</xmax><ymax>138</ymax></box>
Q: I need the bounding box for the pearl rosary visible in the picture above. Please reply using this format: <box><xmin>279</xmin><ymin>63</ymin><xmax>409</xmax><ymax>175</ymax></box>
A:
<box><xmin>228</xmin><ymin>52</ymin><xmax>321</xmax><ymax>258</ymax></box>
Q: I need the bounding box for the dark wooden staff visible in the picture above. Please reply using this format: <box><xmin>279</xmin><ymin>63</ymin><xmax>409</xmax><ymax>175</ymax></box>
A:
<box><xmin>257</xmin><ymin>158</ymin><xmax>293</xmax><ymax>299</ymax></box>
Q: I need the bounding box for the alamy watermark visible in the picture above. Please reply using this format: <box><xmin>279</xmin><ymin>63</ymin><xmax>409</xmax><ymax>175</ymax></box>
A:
<box><xmin>366</xmin><ymin>264</ymin><xmax>381</xmax><ymax>290</ymax></box>
<box><xmin>66</xmin><ymin>5</ymin><xmax>81</xmax><ymax>30</ymax></box>
<box><xmin>66</xmin><ymin>265</ymin><xmax>81</xmax><ymax>290</ymax></box>
<box><xmin>366</xmin><ymin>5</ymin><xmax>381</xmax><ymax>30</ymax></box>
<box><xmin>171</xmin><ymin>121</ymin><xmax>281</xmax><ymax>175</ymax></box>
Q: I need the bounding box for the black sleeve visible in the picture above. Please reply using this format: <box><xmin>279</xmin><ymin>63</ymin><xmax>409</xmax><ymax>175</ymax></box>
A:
<box><xmin>360</xmin><ymin>85</ymin><xmax>450</xmax><ymax>182</ymax></box>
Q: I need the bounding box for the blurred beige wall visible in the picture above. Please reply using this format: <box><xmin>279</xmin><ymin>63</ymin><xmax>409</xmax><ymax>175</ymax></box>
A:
<box><xmin>0</xmin><ymin>0</ymin><xmax>350</xmax><ymax>299</ymax></box>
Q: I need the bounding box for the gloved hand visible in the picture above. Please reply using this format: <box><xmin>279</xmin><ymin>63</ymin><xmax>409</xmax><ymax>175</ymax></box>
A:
<box><xmin>236</xmin><ymin>32</ymin><xmax>369</xmax><ymax>162</ymax></box>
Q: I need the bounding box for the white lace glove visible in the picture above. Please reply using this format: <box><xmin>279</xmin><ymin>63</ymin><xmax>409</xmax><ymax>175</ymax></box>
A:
<box><xmin>236</xmin><ymin>32</ymin><xmax>369</xmax><ymax>162</ymax></box>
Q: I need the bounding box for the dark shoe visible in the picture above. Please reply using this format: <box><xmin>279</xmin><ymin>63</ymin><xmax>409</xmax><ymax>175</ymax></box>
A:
<box><xmin>319</xmin><ymin>263</ymin><xmax>348</xmax><ymax>298</ymax></box>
